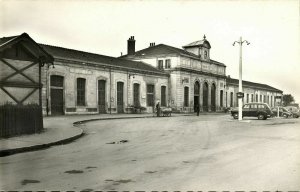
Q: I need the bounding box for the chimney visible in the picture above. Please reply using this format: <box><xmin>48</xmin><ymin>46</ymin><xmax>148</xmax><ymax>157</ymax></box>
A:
<box><xmin>149</xmin><ymin>42</ymin><xmax>156</xmax><ymax>47</ymax></box>
<box><xmin>127</xmin><ymin>36</ymin><xmax>135</xmax><ymax>55</ymax></box>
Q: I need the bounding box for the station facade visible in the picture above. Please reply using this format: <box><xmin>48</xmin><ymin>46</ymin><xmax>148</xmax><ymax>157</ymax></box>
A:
<box><xmin>0</xmin><ymin>33</ymin><xmax>283</xmax><ymax>116</ymax></box>
<box><xmin>122</xmin><ymin>35</ymin><xmax>227</xmax><ymax>112</ymax></box>
<box><xmin>226</xmin><ymin>77</ymin><xmax>283</xmax><ymax>108</ymax></box>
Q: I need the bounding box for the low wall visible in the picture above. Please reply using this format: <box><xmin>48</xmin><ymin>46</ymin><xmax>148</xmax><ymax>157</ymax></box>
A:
<box><xmin>0</xmin><ymin>104</ymin><xmax>43</xmax><ymax>138</ymax></box>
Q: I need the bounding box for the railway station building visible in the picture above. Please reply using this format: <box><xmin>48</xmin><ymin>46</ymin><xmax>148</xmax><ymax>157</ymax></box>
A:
<box><xmin>0</xmin><ymin>33</ymin><xmax>283</xmax><ymax>116</ymax></box>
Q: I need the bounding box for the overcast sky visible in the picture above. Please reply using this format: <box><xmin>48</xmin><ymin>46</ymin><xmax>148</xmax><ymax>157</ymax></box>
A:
<box><xmin>1</xmin><ymin>0</ymin><xmax>299</xmax><ymax>102</ymax></box>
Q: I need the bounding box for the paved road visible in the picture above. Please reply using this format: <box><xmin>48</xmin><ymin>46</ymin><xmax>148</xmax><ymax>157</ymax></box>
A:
<box><xmin>0</xmin><ymin>115</ymin><xmax>299</xmax><ymax>190</ymax></box>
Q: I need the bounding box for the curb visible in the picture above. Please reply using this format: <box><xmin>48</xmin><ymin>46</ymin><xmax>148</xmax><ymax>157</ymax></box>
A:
<box><xmin>72</xmin><ymin>113</ymin><xmax>197</xmax><ymax>125</ymax></box>
<box><xmin>0</xmin><ymin>128</ymin><xmax>84</xmax><ymax>157</ymax></box>
<box><xmin>0</xmin><ymin>113</ymin><xmax>222</xmax><ymax>157</ymax></box>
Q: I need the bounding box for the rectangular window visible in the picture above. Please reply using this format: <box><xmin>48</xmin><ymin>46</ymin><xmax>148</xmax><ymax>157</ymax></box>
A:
<box><xmin>161</xmin><ymin>86</ymin><xmax>166</xmax><ymax>107</ymax></box>
<box><xmin>51</xmin><ymin>75</ymin><xmax>64</xmax><ymax>87</ymax></box>
<box><xmin>184</xmin><ymin>87</ymin><xmax>189</xmax><ymax>107</ymax></box>
<box><xmin>133</xmin><ymin>83</ymin><xmax>140</xmax><ymax>106</ymax></box>
<box><xmin>165</xmin><ymin>59</ymin><xmax>171</xmax><ymax>68</ymax></box>
<box><xmin>251</xmin><ymin>94</ymin><xmax>254</xmax><ymax>102</ymax></box>
<box><xmin>256</xmin><ymin>94</ymin><xmax>258</xmax><ymax>102</ymax></box>
<box><xmin>147</xmin><ymin>84</ymin><xmax>155</xmax><ymax>106</ymax></box>
<box><xmin>263</xmin><ymin>95</ymin><xmax>266</xmax><ymax>103</ymax></box>
<box><xmin>258</xmin><ymin>104</ymin><xmax>265</xmax><ymax>109</ymax></box>
<box><xmin>246</xmin><ymin>94</ymin><xmax>249</xmax><ymax>103</ymax></box>
<box><xmin>77</xmin><ymin>78</ymin><xmax>86</xmax><ymax>106</ymax></box>
<box><xmin>158</xmin><ymin>60</ymin><xmax>163</xmax><ymax>69</ymax></box>
<box><xmin>244</xmin><ymin>104</ymin><xmax>250</xmax><ymax>109</ymax></box>
<box><xmin>250</xmin><ymin>104</ymin><xmax>257</xmax><ymax>109</ymax></box>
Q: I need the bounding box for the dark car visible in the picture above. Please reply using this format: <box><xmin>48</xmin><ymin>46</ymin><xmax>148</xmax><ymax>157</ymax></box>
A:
<box><xmin>287</xmin><ymin>106</ymin><xmax>300</xmax><ymax>118</ymax></box>
<box><xmin>271</xmin><ymin>107</ymin><xmax>293</xmax><ymax>118</ymax></box>
<box><xmin>231</xmin><ymin>103</ymin><xmax>273</xmax><ymax>120</ymax></box>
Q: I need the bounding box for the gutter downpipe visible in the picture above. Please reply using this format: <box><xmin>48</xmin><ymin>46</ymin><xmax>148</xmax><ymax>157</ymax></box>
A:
<box><xmin>110</xmin><ymin>67</ymin><xmax>112</xmax><ymax>114</ymax></box>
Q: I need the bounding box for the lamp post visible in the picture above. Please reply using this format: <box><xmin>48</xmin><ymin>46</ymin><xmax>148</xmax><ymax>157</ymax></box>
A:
<box><xmin>233</xmin><ymin>37</ymin><xmax>250</xmax><ymax>121</ymax></box>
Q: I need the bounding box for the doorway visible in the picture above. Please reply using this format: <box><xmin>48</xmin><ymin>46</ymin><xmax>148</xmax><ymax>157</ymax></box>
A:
<box><xmin>98</xmin><ymin>80</ymin><xmax>106</xmax><ymax>113</ymax></box>
<box><xmin>50</xmin><ymin>75</ymin><xmax>64</xmax><ymax>115</ymax></box>
<box><xmin>211</xmin><ymin>83</ymin><xmax>216</xmax><ymax>111</ymax></box>
<box><xmin>203</xmin><ymin>82</ymin><xmax>208</xmax><ymax>112</ymax></box>
<box><xmin>194</xmin><ymin>81</ymin><xmax>200</xmax><ymax>112</ymax></box>
<box><xmin>117</xmin><ymin>82</ymin><xmax>124</xmax><ymax>113</ymax></box>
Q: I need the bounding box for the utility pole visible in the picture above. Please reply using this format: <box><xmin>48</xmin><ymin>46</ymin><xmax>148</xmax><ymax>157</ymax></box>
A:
<box><xmin>233</xmin><ymin>37</ymin><xmax>250</xmax><ymax>121</ymax></box>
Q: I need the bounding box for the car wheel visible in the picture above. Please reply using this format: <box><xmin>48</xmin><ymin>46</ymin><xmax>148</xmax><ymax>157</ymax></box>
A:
<box><xmin>283</xmin><ymin>114</ymin><xmax>288</xmax><ymax>118</ymax></box>
<box><xmin>233</xmin><ymin>113</ymin><xmax>238</xmax><ymax>119</ymax></box>
<box><xmin>258</xmin><ymin>114</ymin><xmax>265</xmax><ymax>120</ymax></box>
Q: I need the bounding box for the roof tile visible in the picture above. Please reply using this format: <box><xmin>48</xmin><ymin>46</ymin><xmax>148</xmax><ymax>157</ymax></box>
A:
<box><xmin>40</xmin><ymin>44</ymin><xmax>166</xmax><ymax>75</ymax></box>
<box><xmin>122</xmin><ymin>44</ymin><xmax>225</xmax><ymax>66</ymax></box>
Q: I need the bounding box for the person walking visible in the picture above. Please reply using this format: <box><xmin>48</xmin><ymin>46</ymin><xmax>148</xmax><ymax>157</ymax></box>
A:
<box><xmin>156</xmin><ymin>101</ymin><xmax>161</xmax><ymax>117</ymax></box>
<box><xmin>195</xmin><ymin>104</ymin><xmax>200</xmax><ymax>116</ymax></box>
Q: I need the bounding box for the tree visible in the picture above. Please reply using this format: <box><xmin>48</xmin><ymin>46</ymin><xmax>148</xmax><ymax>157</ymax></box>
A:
<box><xmin>282</xmin><ymin>94</ymin><xmax>295</xmax><ymax>106</ymax></box>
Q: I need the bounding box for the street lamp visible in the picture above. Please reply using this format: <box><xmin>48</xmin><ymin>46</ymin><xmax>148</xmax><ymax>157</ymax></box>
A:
<box><xmin>233</xmin><ymin>37</ymin><xmax>250</xmax><ymax>121</ymax></box>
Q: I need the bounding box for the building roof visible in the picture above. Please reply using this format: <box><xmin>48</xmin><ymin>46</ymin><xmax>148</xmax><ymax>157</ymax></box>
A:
<box><xmin>182</xmin><ymin>39</ymin><xmax>211</xmax><ymax>49</ymax></box>
<box><xmin>121</xmin><ymin>43</ymin><xmax>225</xmax><ymax>67</ymax></box>
<box><xmin>182</xmin><ymin>35</ymin><xmax>211</xmax><ymax>49</ymax></box>
<box><xmin>0</xmin><ymin>36</ymin><xmax>18</xmax><ymax>47</ymax></box>
<box><xmin>226</xmin><ymin>77</ymin><xmax>283</xmax><ymax>93</ymax></box>
<box><xmin>0</xmin><ymin>33</ymin><xmax>54</xmax><ymax>63</ymax></box>
<box><xmin>40</xmin><ymin>44</ymin><xmax>167</xmax><ymax>75</ymax></box>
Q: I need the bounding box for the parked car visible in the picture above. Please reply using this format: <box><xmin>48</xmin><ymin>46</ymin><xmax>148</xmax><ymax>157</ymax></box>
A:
<box><xmin>287</xmin><ymin>106</ymin><xmax>300</xmax><ymax>118</ymax></box>
<box><xmin>231</xmin><ymin>103</ymin><xmax>272</xmax><ymax>120</ymax></box>
<box><xmin>271</xmin><ymin>107</ymin><xmax>293</xmax><ymax>118</ymax></box>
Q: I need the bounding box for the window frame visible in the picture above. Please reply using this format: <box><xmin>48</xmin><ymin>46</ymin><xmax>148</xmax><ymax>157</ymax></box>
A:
<box><xmin>184</xmin><ymin>86</ymin><xmax>189</xmax><ymax>107</ymax></box>
<box><xmin>133</xmin><ymin>83</ymin><xmax>140</xmax><ymax>107</ymax></box>
<box><xmin>146</xmin><ymin>84</ymin><xmax>155</xmax><ymax>106</ymax></box>
<box><xmin>165</xmin><ymin>59</ymin><xmax>171</xmax><ymax>68</ymax></box>
<box><xmin>161</xmin><ymin>86</ymin><xmax>167</xmax><ymax>107</ymax></box>
<box><xmin>158</xmin><ymin>60</ymin><xmax>164</xmax><ymax>69</ymax></box>
<box><xmin>77</xmin><ymin>78</ymin><xmax>86</xmax><ymax>106</ymax></box>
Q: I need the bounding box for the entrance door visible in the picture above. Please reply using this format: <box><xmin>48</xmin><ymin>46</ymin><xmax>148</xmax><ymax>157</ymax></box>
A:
<box><xmin>50</xmin><ymin>75</ymin><xmax>64</xmax><ymax>115</ymax></box>
<box><xmin>117</xmin><ymin>82</ymin><xmax>124</xmax><ymax>113</ymax></box>
<box><xmin>211</xmin><ymin>83</ymin><xmax>216</xmax><ymax>111</ymax></box>
<box><xmin>194</xmin><ymin>81</ymin><xmax>200</xmax><ymax>112</ymax></box>
<box><xmin>98</xmin><ymin>80</ymin><xmax>106</xmax><ymax>113</ymax></box>
<box><xmin>203</xmin><ymin>82</ymin><xmax>208</xmax><ymax>112</ymax></box>
<box><xmin>220</xmin><ymin>90</ymin><xmax>223</xmax><ymax>108</ymax></box>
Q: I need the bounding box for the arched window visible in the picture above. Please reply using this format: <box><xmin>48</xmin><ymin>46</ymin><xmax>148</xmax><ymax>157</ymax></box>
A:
<box><xmin>204</xmin><ymin>50</ymin><xmax>208</xmax><ymax>59</ymax></box>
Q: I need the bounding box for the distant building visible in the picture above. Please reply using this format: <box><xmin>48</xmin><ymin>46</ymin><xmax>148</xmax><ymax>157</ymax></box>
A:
<box><xmin>1</xmin><ymin>34</ymin><xmax>168</xmax><ymax>115</ymax></box>
<box><xmin>0</xmin><ymin>33</ymin><xmax>283</xmax><ymax>116</ymax></box>
<box><xmin>122</xmin><ymin>35</ymin><xmax>283</xmax><ymax>111</ymax></box>
<box><xmin>226</xmin><ymin>77</ymin><xmax>283</xmax><ymax>108</ymax></box>
<box><xmin>122</xmin><ymin>35</ymin><xmax>227</xmax><ymax>112</ymax></box>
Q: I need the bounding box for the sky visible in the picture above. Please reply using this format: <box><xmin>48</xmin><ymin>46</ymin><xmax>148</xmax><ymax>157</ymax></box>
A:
<box><xmin>1</xmin><ymin>0</ymin><xmax>300</xmax><ymax>102</ymax></box>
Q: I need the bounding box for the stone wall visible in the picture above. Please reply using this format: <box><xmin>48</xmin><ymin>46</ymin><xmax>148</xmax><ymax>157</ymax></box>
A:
<box><xmin>43</xmin><ymin>60</ymin><xmax>169</xmax><ymax>115</ymax></box>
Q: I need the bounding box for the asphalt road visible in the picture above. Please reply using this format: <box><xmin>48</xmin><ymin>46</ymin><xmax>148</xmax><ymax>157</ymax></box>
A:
<box><xmin>0</xmin><ymin>115</ymin><xmax>299</xmax><ymax>190</ymax></box>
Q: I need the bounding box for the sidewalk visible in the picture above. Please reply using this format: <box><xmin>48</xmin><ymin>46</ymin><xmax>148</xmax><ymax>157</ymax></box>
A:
<box><xmin>0</xmin><ymin>112</ymin><xmax>222</xmax><ymax>157</ymax></box>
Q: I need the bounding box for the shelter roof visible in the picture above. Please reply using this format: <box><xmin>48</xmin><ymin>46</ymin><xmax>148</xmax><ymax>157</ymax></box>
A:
<box><xmin>226</xmin><ymin>77</ymin><xmax>282</xmax><ymax>93</ymax></box>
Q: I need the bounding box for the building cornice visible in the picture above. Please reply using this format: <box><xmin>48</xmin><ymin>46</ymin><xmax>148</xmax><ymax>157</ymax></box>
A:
<box><xmin>172</xmin><ymin>67</ymin><xmax>227</xmax><ymax>79</ymax></box>
<box><xmin>54</xmin><ymin>57</ymin><xmax>169</xmax><ymax>77</ymax></box>
<box><xmin>226</xmin><ymin>82</ymin><xmax>283</xmax><ymax>93</ymax></box>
